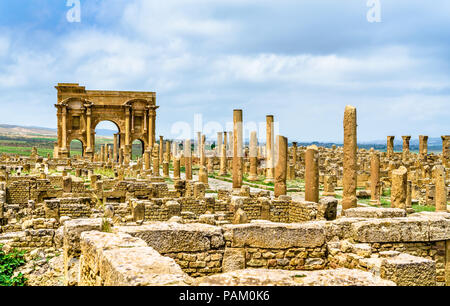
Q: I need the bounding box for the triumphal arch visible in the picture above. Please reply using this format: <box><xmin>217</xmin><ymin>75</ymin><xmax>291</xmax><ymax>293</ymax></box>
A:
<box><xmin>54</xmin><ymin>83</ymin><xmax>158</xmax><ymax>160</ymax></box>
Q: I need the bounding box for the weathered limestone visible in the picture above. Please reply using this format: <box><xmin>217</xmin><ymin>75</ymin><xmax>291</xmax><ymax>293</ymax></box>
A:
<box><xmin>391</xmin><ymin>166</ymin><xmax>408</xmax><ymax>209</ymax></box>
<box><xmin>184</xmin><ymin>139</ymin><xmax>192</xmax><ymax>180</ymax></box>
<box><xmin>433</xmin><ymin>165</ymin><xmax>447</xmax><ymax>212</ymax></box>
<box><xmin>248</xmin><ymin>131</ymin><xmax>258</xmax><ymax>181</ymax></box>
<box><xmin>387</xmin><ymin>136</ymin><xmax>395</xmax><ymax>158</ymax></box>
<box><xmin>370</xmin><ymin>148</ymin><xmax>381</xmax><ymax>206</ymax></box>
<box><xmin>232</xmin><ymin>110</ymin><xmax>243</xmax><ymax>189</ymax></box>
<box><xmin>305</xmin><ymin>145</ymin><xmax>319</xmax><ymax>203</ymax></box>
<box><xmin>265</xmin><ymin>115</ymin><xmax>274</xmax><ymax>183</ymax></box>
<box><xmin>274</xmin><ymin>135</ymin><xmax>287</xmax><ymax>197</ymax></box>
<box><xmin>196</xmin><ymin>268</ymin><xmax>395</xmax><ymax>286</ymax></box>
<box><xmin>342</xmin><ymin>105</ymin><xmax>357</xmax><ymax>210</ymax></box>
<box><xmin>419</xmin><ymin>135</ymin><xmax>428</xmax><ymax>161</ymax></box>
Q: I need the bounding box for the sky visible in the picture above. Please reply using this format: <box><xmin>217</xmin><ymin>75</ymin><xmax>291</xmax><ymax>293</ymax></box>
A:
<box><xmin>0</xmin><ymin>0</ymin><xmax>449</xmax><ymax>142</ymax></box>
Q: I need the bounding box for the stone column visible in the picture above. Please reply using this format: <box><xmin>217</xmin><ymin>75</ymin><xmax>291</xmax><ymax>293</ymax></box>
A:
<box><xmin>343</xmin><ymin>105</ymin><xmax>357</xmax><ymax>210</ymax></box>
<box><xmin>217</xmin><ymin>132</ymin><xmax>223</xmax><ymax>156</ymax></box>
<box><xmin>119</xmin><ymin>148</ymin><xmax>124</xmax><ymax>165</ymax></box>
<box><xmin>434</xmin><ymin>165</ymin><xmax>447</xmax><ymax>212</ymax></box>
<box><xmin>104</xmin><ymin>144</ymin><xmax>108</xmax><ymax>162</ymax></box>
<box><xmin>232</xmin><ymin>110</ymin><xmax>243</xmax><ymax>189</ymax></box>
<box><xmin>223</xmin><ymin>131</ymin><xmax>228</xmax><ymax>155</ymax></box>
<box><xmin>292</xmin><ymin>141</ymin><xmax>298</xmax><ymax>165</ymax></box>
<box><xmin>391</xmin><ymin>166</ymin><xmax>407</xmax><ymax>209</ymax></box>
<box><xmin>406</xmin><ymin>180</ymin><xmax>412</xmax><ymax>211</ymax></box>
<box><xmin>219</xmin><ymin>139</ymin><xmax>228</xmax><ymax>176</ymax></box>
<box><xmin>152</xmin><ymin>144</ymin><xmax>160</xmax><ymax>177</ymax></box>
<box><xmin>387</xmin><ymin>136</ymin><xmax>395</xmax><ymax>159</ymax></box>
<box><xmin>125</xmin><ymin>107</ymin><xmax>130</xmax><ymax>147</ymax></box>
<box><xmin>198</xmin><ymin>135</ymin><xmax>208</xmax><ymax>184</ymax></box>
<box><xmin>402</xmin><ymin>136</ymin><xmax>411</xmax><ymax>162</ymax></box>
<box><xmin>265</xmin><ymin>115</ymin><xmax>274</xmax><ymax>183</ymax></box>
<box><xmin>442</xmin><ymin>136</ymin><xmax>450</xmax><ymax>168</ymax></box>
<box><xmin>197</xmin><ymin>132</ymin><xmax>202</xmax><ymax>159</ymax></box>
<box><xmin>274</xmin><ymin>135</ymin><xmax>288</xmax><ymax>197</ymax></box>
<box><xmin>148</xmin><ymin>108</ymin><xmax>156</xmax><ymax>150</ymax></box>
<box><xmin>113</xmin><ymin>134</ymin><xmax>118</xmax><ymax>162</ymax></box>
<box><xmin>100</xmin><ymin>145</ymin><xmax>104</xmax><ymax>162</ymax></box>
<box><xmin>419</xmin><ymin>135</ymin><xmax>428</xmax><ymax>161</ymax></box>
<box><xmin>85</xmin><ymin>107</ymin><xmax>92</xmax><ymax>156</ymax></box>
<box><xmin>173</xmin><ymin>157</ymin><xmax>181</xmax><ymax>180</ymax></box>
<box><xmin>159</xmin><ymin>136</ymin><xmax>164</xmax><ymax>164</ymax></box>
<box><xmin>144</xmin><ymin>150</ymin><xmax>151</xmax><ymax>170</ymax></box>
<box><xmin>305</xmin><ymin>145</ymin><xmax>319</xmax><ymax>203</ymax></box>
<box><xmin>248</xmin><ymin>131</ymin><xmax>258</xmax><ymax>181</ymax></box>
<box><xmin>228</xmin><ymin>132</ymin><xmax>233</xmax><ymax>153</ymax></box>
<box><xmin>61</xmin><ymin>106</ymin><xmax>68</xmax><ymax>152</ymax></box>
<box><xmin>185</xmin><ymin>139</ymin><xmax>192</xmax><ymax>180</ymax></box>
<box><xmin>370</xmin><ymin>148</ymin><xmax>381</xmax><ymax>206</ymax></box>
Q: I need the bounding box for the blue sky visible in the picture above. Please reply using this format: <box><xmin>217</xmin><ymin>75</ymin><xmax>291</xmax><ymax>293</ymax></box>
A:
<box><xmin>0</xmin><ymin>0</ymin><xmax>449</xmax><ymax>142</ymax></box>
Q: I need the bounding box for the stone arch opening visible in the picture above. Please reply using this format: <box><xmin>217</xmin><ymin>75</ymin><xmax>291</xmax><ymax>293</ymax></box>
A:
<box><xmin>69</xmin><ymin>139</ymin><xmax>84</xmax><ymax>158</ymax></box>
<box><xmin>132</xmin><ymin>139</ymin><xmax>145</xmax><ymax>160</ymax></box>
<box><xmin>94</xmin><ymin>120</ymin><xmax>120</xmax><ymax>162</ymax></box>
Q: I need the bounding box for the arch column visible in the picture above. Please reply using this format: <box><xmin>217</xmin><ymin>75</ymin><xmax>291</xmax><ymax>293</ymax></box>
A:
<box><xmin>85</xmin><ymin>106</ymin><xmax>93</xmax><ymax>158</ymax></box>
<box><xmin>124</xmin><ymin>106</ymin><xmax>131</xmax><ymax>163</ymax></box>
<box><xmin>60</xmin><ymin>106</ymin><xmax>69</xmax><ymax>158</ymax></box>
<box><xmin>148</xmin><ymin>107</ymin><xmax>157</xmax><ymax>150</ymax></box>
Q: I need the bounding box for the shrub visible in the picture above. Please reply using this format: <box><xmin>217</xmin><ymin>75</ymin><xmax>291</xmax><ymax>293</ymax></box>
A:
<box><xmin>0</xmin><ymin>245</ymin><xmax>27</xmax><ymax>286</ymax></box>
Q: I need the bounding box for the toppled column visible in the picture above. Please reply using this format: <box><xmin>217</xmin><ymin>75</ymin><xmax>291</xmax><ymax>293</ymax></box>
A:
<box><xmin>265</xmin><ymin>115</ymin><xmax>275</xmax><ymax>183</ymax></box>
<box><xmin>402</xmin><ymin>136</ymin><xmax>411</xmax><ymax>162</ymax></box>
<box><xmin>274</xmin><ymin>135</ymin><xmax>288</xmax><ymax>197</ymax></box>
<box><xmin>232</xmin><ymin>110</ymin><xmax>243</xmax><ymax>189</ymax></box>
<box><xmin>442</xmin><ymin>135</ymin><xmax>450</xmax><ymax>168</ymax></box>
<box><xmin>184</xmin><ymin>139</ymin><xmax>192</xmax><ymax>180</ymax></box>
<box><xmin>387</xmin><ymin>136</ymin><xmax>395</xmax><ymax>159</ymax></box>
<box><xmin>391</xmin><ymin>166</ymin><xmax>408</xmax><ymax>209</ymax></box>
<box><xmin>343</xmin><ymin>105</ymin><xmax>357</xmax><ymax>210</ymax></box>
<box><xmin>370</xmin><ymin>148</ymin><xmax>381</xmax><ymax>206</ymax></box>
<box><xmin>433</xmin><ymin>165</ymin><xmax>447</xmax><ymax>212</ymax></box>
<box><xmin>305</xmin><ymin>145</ymin><xmax>319</xmax><ymax>203</ymax></box>
<box><xmin>419</xmin><ymin>135</ymin><xmax>428</xmax><ymax>161</ymax></box>
<box><xmin>248</xmin><ymin>131</ymin><xmax>258</xmax><ymax>181</ymax></box>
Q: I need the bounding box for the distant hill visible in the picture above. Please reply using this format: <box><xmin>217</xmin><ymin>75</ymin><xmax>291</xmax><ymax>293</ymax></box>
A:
<box><xmin>0</xmin><ymin>124</ymin><xmax>115</xmax><ymax>137</ymax></box>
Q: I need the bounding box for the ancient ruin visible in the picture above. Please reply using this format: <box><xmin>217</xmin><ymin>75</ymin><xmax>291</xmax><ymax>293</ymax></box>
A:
<box><xmin>0</xmin><ymin>85</ymin><xmax>448</xmax><ymax>287</ymax></box>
